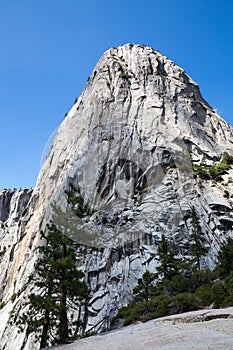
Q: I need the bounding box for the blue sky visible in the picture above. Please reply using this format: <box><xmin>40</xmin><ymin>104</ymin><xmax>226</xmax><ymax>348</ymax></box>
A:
<box><xmin>1</xmin><ymin>0</ymin><xmax>233</xmax><ymax>189</ymax></box>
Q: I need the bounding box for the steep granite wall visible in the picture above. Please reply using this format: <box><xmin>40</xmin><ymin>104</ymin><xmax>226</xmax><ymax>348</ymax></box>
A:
<box><xmin>0</xmin><ymin>44</ymin><xmax>233</xmax><ymax>349</ymax></box>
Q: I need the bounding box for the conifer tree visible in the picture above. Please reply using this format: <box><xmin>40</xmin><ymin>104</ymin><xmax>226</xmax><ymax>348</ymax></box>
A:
<box><xmin>156</xmin><ymin>234</ymin><xmax>181</xmax><ymax>280</ymax></box>
<box><xmin>133</xmin><ymin>271</ymin><xmax>156</xmax><ymax>302</ymax></box>
<box><xmin>17</xmin><ymin>224</ymin><xmax>89</xmax><ymax>348</ymax></box>
<box><xmin>65</xmin><ymin>183</ymin><xmax>91</xmax><ymax>218</ymax></box>
<box><xmin>17</xmin><ymin>184</ymin><xmax>90</xmax><ymax>348</ymax></box>
<box><xmin>190</xmin><ymin>207</ymin><xmax>208</xmax><ymax>271</ymax></box>
<box><xmin>215</xmin><ymin>237</ymin><xmax>233</xmax><ymax>278</ymax></box>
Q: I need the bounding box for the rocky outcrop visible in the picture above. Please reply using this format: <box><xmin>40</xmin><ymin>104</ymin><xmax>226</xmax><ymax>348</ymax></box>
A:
<box><xmin>0</xmin><ymin>44</ymin><xmax>233</xmax><ymax>349</ymax></box>
<box><xmin>43</xmin><ymin>307</ymin><xmax>233</xmax><ymax>350</ymax></box>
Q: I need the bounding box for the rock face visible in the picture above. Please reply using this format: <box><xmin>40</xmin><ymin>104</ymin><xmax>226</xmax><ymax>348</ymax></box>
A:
<box><xmin>44</xmin><ymin>307</ymin><xmax>233</xmax><ymax>350</ymax></box>
<box><xmin>1</xmin><ymin>44</ymin><xmax>233</xmax><ymax>349</ymax></box>
<box><xmin>0</xmin><ymin>189</ymin><xmax>33</xmax><ymax>298</ymax></box>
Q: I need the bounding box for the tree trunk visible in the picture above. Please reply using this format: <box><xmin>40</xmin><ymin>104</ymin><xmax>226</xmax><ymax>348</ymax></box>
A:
<box><xmin>40</xmin><ymin>309</ymin><xmax>50</xmax><ymax>349</ymax></box>
<box><xmin>59</xmin><ymin>285</ymin><xmax>69</xmax><ymax>344</ymax></box>
<box><xmin>59</xmin><ymin>242</ymin><xmax>69</xmax><ymax>344</ymax></box>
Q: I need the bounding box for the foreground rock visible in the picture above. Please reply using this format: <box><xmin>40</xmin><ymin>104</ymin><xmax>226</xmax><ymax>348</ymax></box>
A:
<box><xmin>45</xmin><ymin>307</ymin><xmax>233</xmax><ymax>350</ymax></box>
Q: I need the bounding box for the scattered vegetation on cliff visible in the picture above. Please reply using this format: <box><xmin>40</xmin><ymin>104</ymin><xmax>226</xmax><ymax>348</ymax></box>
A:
<box><xmin>193</xmin><ymin>152</ymin><xmax>233</xmax><ymax>181</ymax></box>
<box><xmin>116</xmin><ymin>230</ymin><xmax>233</xmax><ymax>326</ymax></box>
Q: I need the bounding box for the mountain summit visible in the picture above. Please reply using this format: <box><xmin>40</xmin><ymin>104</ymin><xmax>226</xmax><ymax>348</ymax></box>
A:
<box><xmin>1</xmin><ymin>44</ymin><xmax>233</xmax><ymax>349</ymax></box>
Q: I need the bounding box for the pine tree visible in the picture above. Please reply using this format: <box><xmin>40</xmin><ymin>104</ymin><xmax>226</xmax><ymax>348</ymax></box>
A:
<box><xmin>190</xmin><ymin>207</ymin><xmax>208</xmax><ymax>271</ymax></box>
<box><xmin>17</xmin><ymin>224</ymin><xmax>89</xmax><ymax>348</ymax></box>
<box><xmin>17</xmin><ymin>184</ymin><xmax>90</xmax><ymax>348</ymax></box>
<box><xmin>133</xmin><ymin>271</ymin><xmax>156</xmax><ymax>302</ymax></box>
<box><xmin>65</xmin><ymin>183</ymin><xmax>91</xmax><ymax>218</ymax></box>
<box><xmin>215</xmin><ymin>237</ymin><xmax>233</xmax><ymax>278</ymax></box>
<box><xmin>156</xmin><ymin>234</ymin><xmax>181</xmax><ymax>280</ymax></box>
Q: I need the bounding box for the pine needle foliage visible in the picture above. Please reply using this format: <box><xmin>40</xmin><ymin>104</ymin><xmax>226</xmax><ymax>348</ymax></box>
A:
<box><xmin>155</xmin><ymin>234</ymin><xmax>181</xmax><ymax>280</ymax></box>
<box><xmin>65</xmin><ymin>183</ymin><xmax>91</xmax><ymax>218</ymax></box>
<box><xmin>133</xmin><ymin>271</ymin><xmax>156</xmax><ymax>302</ymax></box>
<box><xmin>190</xmin><ymin>207</ymin><xmax>208</xmax><ymax>270</ymax></box>
<box><xmin>16</xmin><ymin>184</ymin><xmax>90</xmax><ymax>348</ymax></box>
<box><xmin>215</xmin><ymin>237</ymin><xmax>233</xmax><ymax>278</ymax></box>
<box><xmin>116</xmin><ymin>220</ymin><xmax>233</xmax><ymax>326</ymax></box>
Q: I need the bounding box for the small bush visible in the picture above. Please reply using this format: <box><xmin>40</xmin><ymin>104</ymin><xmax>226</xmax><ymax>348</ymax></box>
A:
<box><xmin>117</xmin><ymin>295</ymin><xmax>171</xmax><ymax>325</ymax></box>
<box><xmin>143</xmin><ymin>295</ymin><xmax>169</xmax><ymax>321</ymax></box>
<box><xmin>221</xmin><ymin>152</ymin><xmax>233</xmax><ymax>165</ymax></box>
<box><xmin>0</xmin><ymin>301</ymin><xmax>7</xmax><ymax>309</ymax></box>
<box><xmin>117</xmin><ymin>302</ymin><xmax>146</xmax><ymax>326</ymax></box>
<box><xmin>117</xmin><ymin>292</ymin><xmax>204</xmax><ymax>326</ymax></box>
<box><xmin>195</xmin><ymin>285</ymin><xmax>213</xmax><ymax>306</ymax></box>
<box><xmin>209</xmin><ymin>162</ymin><xmax>230</xmax><ymax>181</ymax></box>
<box><xmin>211</xmin><ymin>282</ymin><xmax>226</xmax><ymax>308</ymax></box>
<box><xmin>158</xmin><ymin>274</ymin><xmax>193</xmax><ymax>296</ymax></box>
<box><xmin>188</xmin><ymin>270</ymin><xmax>214</xmax><ymax>291</ymax></box>
<box><xmin>193</xmin><ymin>153</ymin><xmax>233</xmax><ymax>181</ymax></box>
<box><xmin>169</xmin><ymin>293</ymin><xmax>201</xmax><ymax>314</ymax></box>
<box><xmin>193</xmin><ymin>165</ymin><xmax>210</xmax><ymax>180</ymax></box>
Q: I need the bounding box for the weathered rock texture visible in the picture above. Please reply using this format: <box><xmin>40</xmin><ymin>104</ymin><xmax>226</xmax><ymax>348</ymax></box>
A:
<box><xmin>44</xmin><ymin>307</ymin><xmax>233</xmax><ymax>350</ymax></box>
<box><xmin>1</xmin><ymin>44</ymin><xmax>233</xmax><ymax>349</ymax></box>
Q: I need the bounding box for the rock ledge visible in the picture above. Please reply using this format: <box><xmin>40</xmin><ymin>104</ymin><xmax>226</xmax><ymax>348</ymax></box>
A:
<box><xmin>46</xmin><ymin>307</ymin><xmax>233</xmax><ymax>350</ymax></box>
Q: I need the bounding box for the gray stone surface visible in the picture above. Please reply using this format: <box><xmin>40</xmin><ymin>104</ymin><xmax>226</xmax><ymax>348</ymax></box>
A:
<box><xmin>0</xmin><ymin>44</ymin><xmax>233</xmax><ymax>349</ymax></box>
<box><xmin>44</xmin><ymin>308</ymin><xmax>233</xmax><ymax>350</ymax></box>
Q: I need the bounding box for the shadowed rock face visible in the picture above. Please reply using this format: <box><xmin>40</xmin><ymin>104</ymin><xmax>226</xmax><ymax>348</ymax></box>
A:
<box><xmin>1</xmin><ymin>44</ymin><xmax>233</xmax><ymax>349</ymax></box>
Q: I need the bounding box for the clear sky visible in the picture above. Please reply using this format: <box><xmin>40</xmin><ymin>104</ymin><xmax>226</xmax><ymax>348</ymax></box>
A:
<box><xmin>1</xmin><ymin>0</ymin><xmax>232</xmax><ymax>189</ymax></box>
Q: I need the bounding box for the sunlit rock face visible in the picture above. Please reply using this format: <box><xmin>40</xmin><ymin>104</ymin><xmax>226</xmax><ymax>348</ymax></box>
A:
<box><xmin>1</xmin><ymin>44</ymin><xmax>233</xmax><ymax>349</ymax></box>
<box><xmin>0</xmin><ymin>189</ymin><xmax>33</xmax><ymax>298</ymax></box>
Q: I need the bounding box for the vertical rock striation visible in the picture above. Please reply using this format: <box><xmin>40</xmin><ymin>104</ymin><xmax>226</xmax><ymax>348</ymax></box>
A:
<box><xmin>0</xmin><ymin>44</ymin><xmax>233</xmax><ymax>349</ymax></box>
